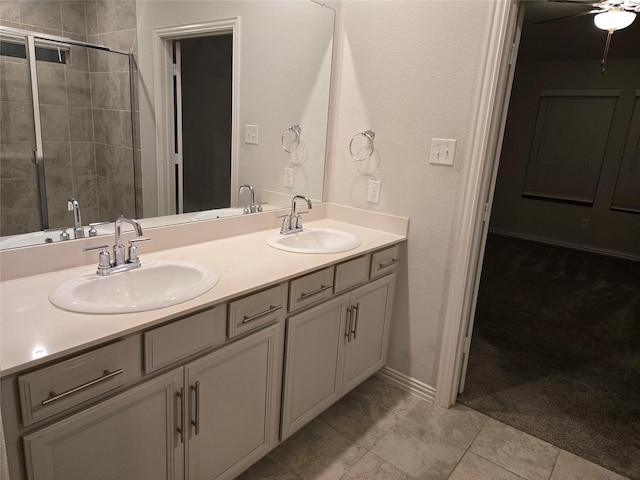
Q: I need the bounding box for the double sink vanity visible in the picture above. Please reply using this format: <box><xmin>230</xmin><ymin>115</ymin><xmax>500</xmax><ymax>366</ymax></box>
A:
<box><xmin>0</xmin><ymin>203</ymin><xmax>408</xmax><ymax>480</ymax></box>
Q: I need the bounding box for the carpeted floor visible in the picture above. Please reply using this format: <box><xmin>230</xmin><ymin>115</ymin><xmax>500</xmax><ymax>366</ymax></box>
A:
<box><xmin>458</xmin><ymin>233</ymin><xmax>640</xmax><ymax>480</ymax></box>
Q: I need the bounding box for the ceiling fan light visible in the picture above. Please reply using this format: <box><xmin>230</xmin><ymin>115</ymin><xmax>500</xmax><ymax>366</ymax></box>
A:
<box><xmin>594</xmin><ymin>9</ymin><xmax>636</xmax><ymax>32</ymax></box>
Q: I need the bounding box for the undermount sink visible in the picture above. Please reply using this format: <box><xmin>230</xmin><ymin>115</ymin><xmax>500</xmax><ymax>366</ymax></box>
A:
<box><xmin>49</xmin><ymin>260</ymin><xmax>219</xmax><ymax>314</ymax></box>
<box><xmin>266</xmin><ymin>227</ymin><xmax>360</xmax><ymax>254</ymax></box>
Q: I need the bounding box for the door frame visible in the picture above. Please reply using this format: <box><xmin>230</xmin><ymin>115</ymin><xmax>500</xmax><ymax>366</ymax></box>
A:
<box><xmin>434</xmin><ymin>0</ymin><xmax>522</xmax><ymax>407</ymax></box>
<box><xmin>152</xmin><ymin>19</ymin><xmax>240</xmax><ymax>217</ymax></box>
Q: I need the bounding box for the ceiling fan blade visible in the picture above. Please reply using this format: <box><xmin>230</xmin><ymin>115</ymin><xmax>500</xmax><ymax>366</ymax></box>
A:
<box><xmin>533</xmin><ymin>9</ymin><xmax>603</xmax><ymax>24</ymax></box>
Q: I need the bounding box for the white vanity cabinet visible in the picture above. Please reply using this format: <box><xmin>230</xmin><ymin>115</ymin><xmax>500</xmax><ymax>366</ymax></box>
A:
<box><xmin>184</xmin><ymin>321</ymin><xmax>283</xmax><ymax>480</ymax></box>
<box><xmin>281</xmin><ymin>249</ymin><xmax>398</xmax><ymax>440</ymax></box>
<box><xmin>2</xmin><ymin>237</ymin><xmax>403</xmax><ymax>480</ymax></box>
<box><xmin>12</xmin><ymin>284</ymin><xmax>286</xmax><ymax>480</ymax></box>
<box><xmin>22</xmin><ymin>368</ymin><xmax>184</xmax><ymax>480</ymax></box>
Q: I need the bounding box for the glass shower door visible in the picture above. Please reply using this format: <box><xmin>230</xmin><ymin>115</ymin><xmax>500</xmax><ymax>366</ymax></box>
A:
<box><xmin>0</xmin><ymin>32</ymin><xmax>43</xmax><ymax>237</ymax></box>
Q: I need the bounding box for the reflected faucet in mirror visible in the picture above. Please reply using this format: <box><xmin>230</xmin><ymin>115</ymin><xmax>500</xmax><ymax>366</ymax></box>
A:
<box><xmin>67</xmin><ymin>198</ymin><xmax>84</xmax><ymax>239</ymax></box>
<box><xmin>239</xmin><ymin>185</ymin><xmax>262</xmax><ymax>214</ymax></box>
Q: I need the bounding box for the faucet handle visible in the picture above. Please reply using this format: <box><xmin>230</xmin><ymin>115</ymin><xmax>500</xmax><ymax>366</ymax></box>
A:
<box><xmin>44</xmin><ymin>226</ymin><xmax>71</xmax><ymax>241</ymax></box>
<box><xmin>128</xmin><ymin>237</ymin><xmax>150</xmax><ymax>263</ymax></box>
<box><xmin>83</xmin><ymin>245</ymin><xmax>111</xmax><ymax>271</ymax></box>
<box><xmin>88</xmin><ymin>221</ymin><xmax>110</xmax><ymax>237</ymax></box>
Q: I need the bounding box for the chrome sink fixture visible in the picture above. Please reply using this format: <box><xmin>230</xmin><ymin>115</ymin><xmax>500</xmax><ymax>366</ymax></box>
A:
<box><xmin>279</xmin><ymin>195</ymin><xmax>313</xmax><ymax>235</ymax></box>
<box><xmin>84</xmin><ymin>216</ymin><xmax>150</xmax><ymax>276</ymax></box>
<box><xmin>49</xmin><ymin>260</ymin><xmax>219</xmax><ymax>313</ymax></box>
<box><xmin>266</xmin><ymin>227</ymin><xmax>361</xmax><ymax>254</ymax></box>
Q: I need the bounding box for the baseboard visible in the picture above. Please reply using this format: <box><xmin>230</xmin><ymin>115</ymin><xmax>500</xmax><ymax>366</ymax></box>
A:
<box><xmin>489</xmin><ymin>229</ymin><xmax>640</xmax><ymax>262</ymax></box>
<box><xmin>375</xmin><ymin>366</ymin><xmax>436</xmax><ymax>404</ymax></box>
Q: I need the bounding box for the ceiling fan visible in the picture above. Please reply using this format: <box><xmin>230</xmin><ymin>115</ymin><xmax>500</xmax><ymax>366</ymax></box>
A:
<box><xmin>542</xmin><ymin>0</ymin><xmax>638</xmax><ymax>71</ymax></box>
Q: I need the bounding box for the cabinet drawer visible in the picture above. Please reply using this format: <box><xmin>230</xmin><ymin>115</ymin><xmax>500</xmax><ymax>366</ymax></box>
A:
<box><xmin>229</xmin><ymin>283</ymin><xmax>287</xmax><ymax>338</ymax></box>
<box><xmin>334</xmin><ymin>255</ymin><xmax>370</xmax><ymax>293</ymax></box>
<box><xmin>18</xmin><ymin>340</ymin><xmax>129</xmax><ymax>427</ymax></box>
<box><xmin>144</xmin><ymin>305</ymin><xmax>226</xmax><ymax>374</ymax></box>
<box><xmin>289</xmin><ymin>267</ymin><xmax>335</xmax><ymax>312</ymax></box>
<box><xmin>371</xmin><ymin>245</ymin><xmax>400</xmax><ymax>278</ymax></box>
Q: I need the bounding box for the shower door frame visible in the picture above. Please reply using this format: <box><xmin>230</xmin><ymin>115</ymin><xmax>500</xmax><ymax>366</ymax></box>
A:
<box><xmin>0</xmin><ymin>26</ymin><xmax>136</xmax><ymax>232</ymax></box>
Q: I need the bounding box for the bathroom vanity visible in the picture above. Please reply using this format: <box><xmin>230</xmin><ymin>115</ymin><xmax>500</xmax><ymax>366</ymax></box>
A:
<box><xmin>0</xmin><ymin>207</ymin><xmax>407</xmax><ymax>480</ymax></box>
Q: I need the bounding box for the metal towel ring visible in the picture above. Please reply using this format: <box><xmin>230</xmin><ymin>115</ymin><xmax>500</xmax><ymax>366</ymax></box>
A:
<box><xmin>349</xmin><ymin>130</ymin><xmax>375</xmax><ymax>161</ymax></box>
<box><xmin>281</xmin><ymin>124</ymin><xmax>302</xmax><ymax>153</ymax></box>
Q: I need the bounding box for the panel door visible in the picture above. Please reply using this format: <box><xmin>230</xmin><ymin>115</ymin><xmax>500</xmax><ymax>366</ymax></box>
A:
<box><xmin>343</xmin><ymin>274</ymin><xmax>396</xmax><ymax>393</ymax></box>
<box><xmin>185</xmin><ymin>323</ymin><xmax>282</xmax><ymax>480</ymax></box>
<box><xmin>281</xmin><ymin>294</ymin><xmax>349</xmax><ymax>440</ymax></box>
<box><xmin>23</xmin><ymin>368</ymin><xmax>184</xmax><ymax>480</ymax></box>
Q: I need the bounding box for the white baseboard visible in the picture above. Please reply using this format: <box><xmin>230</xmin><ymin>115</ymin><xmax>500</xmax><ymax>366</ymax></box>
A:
<box><xmin>489</xmin><ymin>229</ymin><xmax>640</xmax><ymax>263</ymax></box>
<box><xmin>375</xmin><ymin>366</ymin><xmax>436</xmax><ymax>404</ymax></box>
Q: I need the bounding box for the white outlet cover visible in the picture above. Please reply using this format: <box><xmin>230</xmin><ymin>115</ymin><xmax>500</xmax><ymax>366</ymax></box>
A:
<box><xmin>430</xmin><ymin>138</ymin><xmax>456</xmax><ymax>166</ymax></box>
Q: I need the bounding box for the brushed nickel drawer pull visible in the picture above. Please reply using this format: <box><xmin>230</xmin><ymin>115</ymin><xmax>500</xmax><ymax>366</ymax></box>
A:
<box><xmin>242</xmin><ymin>304</ymin><xmax>283</xmax><ymax>324</ymax></box>
<box><xmin>378</xmin><ymin>258</ymin><xmax>399</xmax><ymax>269</ymax></box>
<box><xmin>191</xmin><ymin>381</ymin><xmax>200</xmax><ymax>435</ymax></box>
<box><xmin>42</xmin><ymin>368</ymin><xmax>124</xmax><ymax>406</ymax></box>
<box><xmin>351</xmin><ymin>303</ymin><xmax>360</xmax><ymax>340</ymax></box>
<box><xmin>300</xmin><ymin>284</ymin><xmax>332</xmax><ymax>300</ymax></box>
<box><xmin>176</xmin><ymin>387</ymin><xmax>186</xmax><ymax>443</ymax></box>
<box><xmin>345</xmin><ymin>306</ymin><xmax>354</xmax><ymax>343</ymax></box>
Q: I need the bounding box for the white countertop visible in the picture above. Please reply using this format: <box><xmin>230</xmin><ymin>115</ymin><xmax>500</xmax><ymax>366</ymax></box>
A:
<box><xmin>0</xmin><ymin>218</ymin><xmax>406</xmax><ymax>377</ymax></box>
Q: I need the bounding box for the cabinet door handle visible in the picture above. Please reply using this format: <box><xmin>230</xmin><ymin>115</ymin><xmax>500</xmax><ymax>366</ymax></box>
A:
<box><xmin>345</xmin><ymin>306</ymin><xmax>354</xmax><ymax>343</ymax></box>
<box><xmin>378</xmin><ymin>258</ymin><xmax>398</xmax><ymax>269</ymax></box>
<box><xmin>41</xmin><ymin>368</ymin><xmax>124</xmax><ymax>406</ymax></box>
<box><xmin>190</xmin><ymin>381</ymin><xmax>200</xmax><ymax>435</ymax></box>
<box><xmin>351</xmin><ymin>303</ymin><xmax>360</xmax><ymax>340</ymax></box>
<box><xmin>300</xmin><ymin>284</ymin><xmax>332</xmax><ymax>300</ymax></box>
<box><xmin>242</xmin><ymin>304</ymin><xmax>282</xmax><ymax>324</ymax></box>
<box><xmin>176</xmin><ymin>387</ymin><xmax>186</xmax><ymax>443</ymax></box>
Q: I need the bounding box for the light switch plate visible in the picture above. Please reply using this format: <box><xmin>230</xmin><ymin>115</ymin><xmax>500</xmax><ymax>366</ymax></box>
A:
<box><xmin>245</xmin><ymin>125</ymin><xmax>259</xmax><ymax>145</ymax></box>
<box><xmin>429</xmin><ymin>138</ymin><xmax>456</xmax><ymax>165</ymax></box>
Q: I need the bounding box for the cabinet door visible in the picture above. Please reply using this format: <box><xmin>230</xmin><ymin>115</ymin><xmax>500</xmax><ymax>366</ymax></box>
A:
<box><xmin>23</xmin><ymin>369</ymin><xmax>184</xmax><ymax>480</ymax></box>
<box><xmin>281</xmin><ymin>294</ymin><xmax>349</xmax><ymax>440</ymax></box>
<box><xmin>343</xmin><ymin>274</ymin><xmax>396</xmax><ymax>393</ymax></box>
<box><xmin>185</xmin><ymin>323</ymin><xmax>282</xmax><ymax>480</ymax></box>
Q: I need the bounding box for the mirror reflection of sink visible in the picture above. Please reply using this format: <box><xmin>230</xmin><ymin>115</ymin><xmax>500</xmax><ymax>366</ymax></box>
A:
<box><xmin>49</xmin><ymin>260</ymin><xmax>219</xmax><ymax>314</ymax></box>
<box><xmin>266</xmin><ymin>228</ymin><xmax>360</xmax><ymax>254</ymax></box>
<box><xmin>0</xmin><ymin>229</ymin><xmax>111</xmax><ymax>250</ymax></box>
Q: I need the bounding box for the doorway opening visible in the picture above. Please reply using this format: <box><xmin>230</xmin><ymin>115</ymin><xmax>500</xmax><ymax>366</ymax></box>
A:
<box><xmin>152</xmin><ymin>19</ymin><xmax>240</xmax><ymax>217</ymax></box>
<box><xmin>173</xmin><ymin>34</ymin><xmax>233</xmax><ymax>214</ymax></box>
<box><xmin>456</xmin><ymin>2</ymin><xmax>640</xmax><ymax>478</ymax></box>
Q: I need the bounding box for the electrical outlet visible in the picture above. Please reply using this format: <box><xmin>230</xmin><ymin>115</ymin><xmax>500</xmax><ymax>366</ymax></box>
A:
<box><xmin>284</xmin><ymin>167</ymin><xmax>294</xmax><ymax>188</ymax></box>
<box><xmin>367</xmin><ymin>179</ymin><xmax>381</xmax><ymax>204</ymax></box>
<box><xmin>245</xmin><ymin>125</ymin><xmax>259</xmax><ymax>145</ymax></box>
<box><xmin>580</xmin><ymin>218</ymin><xmax>589</xmax><ymax>229</ymax></box>
<box><xmin>429</xmin><ymin>138</ymin><xmax>456</xmax><ymax>165</ymax></box>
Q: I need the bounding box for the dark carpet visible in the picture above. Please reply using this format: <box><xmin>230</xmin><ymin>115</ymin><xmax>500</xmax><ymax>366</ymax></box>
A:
<box><xmin>458</xmin><ymin>233</ymin><xmax>640</xmax><ymax>479</ymax></box>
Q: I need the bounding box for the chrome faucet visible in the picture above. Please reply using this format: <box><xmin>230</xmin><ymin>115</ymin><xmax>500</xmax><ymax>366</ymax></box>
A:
<box><xmin>84</xmin><ymin>215</ymin><xmax>150</xmax><ymax>276</ymax></box>
<box><xmin>239</xmin><ymin>184</ymin><xmax>262</xmax><ymax>214</ymax></box>
<box><xmin>68</xmin><ymin>198</ymin><xmax>84</xmax><ymax>239</ymax></box>
<box><xmin>280</xmin><ymin>195</ymin><xmax>312</xmax><ymax>235</ymax></box>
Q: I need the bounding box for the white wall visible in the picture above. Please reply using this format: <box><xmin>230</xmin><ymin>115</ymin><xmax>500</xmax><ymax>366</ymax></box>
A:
<box><xmin>326</xmin><ymin>1</ymin><xmax>496</xmax><ymax>388</ymax></box>
<box><xmin>490</xmin><ymin>58</ymin><xmax>640</xmax><ymax>259</ymax></box>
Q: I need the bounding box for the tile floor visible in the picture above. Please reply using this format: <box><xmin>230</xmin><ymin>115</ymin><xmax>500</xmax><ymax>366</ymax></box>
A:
<box><xmin>238</xmin><ymin>376</ymin><xmax>630</xmax><ymax>480</ymax></box>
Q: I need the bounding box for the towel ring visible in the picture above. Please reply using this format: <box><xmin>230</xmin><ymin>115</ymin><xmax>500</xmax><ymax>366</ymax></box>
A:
<box><xmin>281</xmin><ymin>124</ymin><xmax>302</xmax><ymax>153</ymax></box>
<box><xmin>349</xmin><ymin>130</ymin><xmax>375</xmax><ymax>161</ymax></box>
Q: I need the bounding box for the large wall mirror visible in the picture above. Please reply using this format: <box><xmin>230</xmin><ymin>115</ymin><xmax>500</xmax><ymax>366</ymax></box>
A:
<box><xmin>0</xmin><ymin>0</ymin><xmax>335</xmax><ymax>249</ymax></box>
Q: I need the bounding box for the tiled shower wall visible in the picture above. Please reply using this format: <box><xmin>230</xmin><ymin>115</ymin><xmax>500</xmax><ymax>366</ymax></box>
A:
<box><xmin>0</xmin><ymin>0</ymin><xmax>140</xmax><ymax>237</ymax></box>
